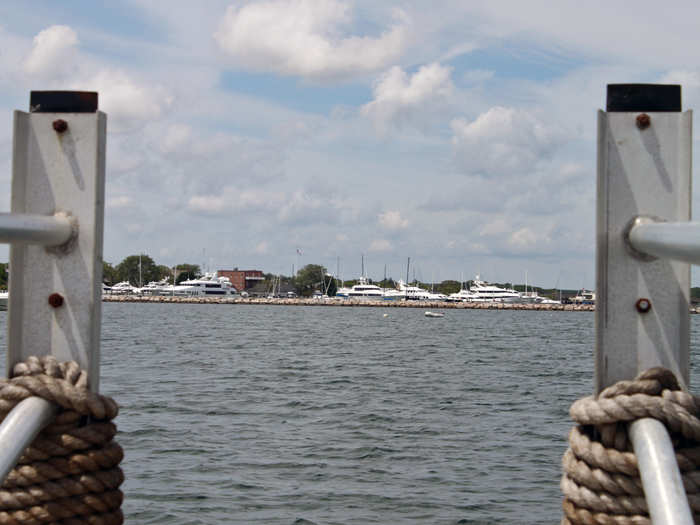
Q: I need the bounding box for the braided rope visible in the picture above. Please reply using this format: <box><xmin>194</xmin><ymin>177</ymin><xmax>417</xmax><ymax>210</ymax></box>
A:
<box><xmin>561</xmin><ymin>367</ymin><xmax>700</xmax><ymax>524</ymax></box>
<box><xmin>0</xmin><ymin>356</ymin><xmax>123</xmax><ymax>524</ymax></box>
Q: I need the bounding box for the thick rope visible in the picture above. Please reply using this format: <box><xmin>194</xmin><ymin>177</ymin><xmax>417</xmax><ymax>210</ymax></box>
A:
<box><xmin>561</xmin><ymin>367</ymin><xmax>700</xmax><ymax>524</ymax></box>
<box><xmin>0</xmin><ymin>356</ymin><xmax>123</xmax><ymax>524</ymax></box>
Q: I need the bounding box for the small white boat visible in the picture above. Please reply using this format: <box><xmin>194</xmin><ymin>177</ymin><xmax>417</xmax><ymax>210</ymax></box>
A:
<box><xmin>424</xmin><ymin>311</ymin><xmax>444</xmax><ymax>318</ymax></box>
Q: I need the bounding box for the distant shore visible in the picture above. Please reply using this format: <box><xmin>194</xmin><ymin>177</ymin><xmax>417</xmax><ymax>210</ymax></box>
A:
<box><xmin>103</xmin><ymin>294</ymin><xmax>599</xmax><ymax>311</ymax></box>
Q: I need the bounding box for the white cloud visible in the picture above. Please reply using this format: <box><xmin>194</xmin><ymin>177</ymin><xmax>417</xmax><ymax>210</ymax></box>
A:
<box><xmin>188</xmin><ymin>195</ymin><xmax>229</xmax><ymax>214</ymax></box>
<box><xmin>369</xmin><ymin>239</ymin><xmax>392</xmax><ymax>252</ymax></box>
<box><xmin>107</xmin><ymin>196</ymin><xmax>134</xmax><ymax>209</ymax></box>
<box><xmin>160</xmin><ymin>124</ymin><xmax>192</xmax><ymax>153</ymax></box>
<box><xmin>378</xmin><ymin>210</ymin><xmax>409</xmax><ymax>230</ymax></box>
<box><xmin>23</xmin><ymin>25</ymin><xmax>78</xmax><ymax>78</ymax></box>
<box><xmin>362</xmin><ymin>63</ymin><xmax>453</xmax><ymax>131</ymax></box>
<box><xmin>214</xmin><ymin>0</ymin><xmax>409</xmax><ymax>79</ymax></box>
<box><xmin>78</xmin><ymin>69</ymin><xmax>173</xmax><ymax>129</ymax></box>
<box><xmin>254</xmin><ymin>241</ymin><xmax>269</xmax><ymax>254</ymax></box>
<box><xmin>450</xmin><ymin>106</ymin><xmax>563</xmax><ymax>176</ymax></box>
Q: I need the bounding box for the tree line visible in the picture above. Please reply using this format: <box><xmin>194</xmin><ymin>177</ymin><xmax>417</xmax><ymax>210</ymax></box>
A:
<box><xmin>103</xmin><ymin>255</ymin><xmax>200</xmax><ymax>286</ymax></box>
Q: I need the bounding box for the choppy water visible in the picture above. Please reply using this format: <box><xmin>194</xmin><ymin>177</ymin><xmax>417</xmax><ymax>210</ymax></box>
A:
<box><xmin>1</xmin><ymin>304</ymin><xmax>699</xmax><ymax>524</ymax></box>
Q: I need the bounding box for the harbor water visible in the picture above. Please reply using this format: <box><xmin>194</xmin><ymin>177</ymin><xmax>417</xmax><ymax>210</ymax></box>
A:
<box><xmin>1</xmin><ymin>303</ymin><xmax>699</xmax><ymax>524</ymax></box>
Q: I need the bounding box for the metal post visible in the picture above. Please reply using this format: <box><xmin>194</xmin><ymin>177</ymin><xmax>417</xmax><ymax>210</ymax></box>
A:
<box><xmin>0</xmin><ymin>397</ymin><xmax>57</xmax><ymax>482</ymax></box>
<box><xmin>627</xmin><ymin>219</ymin><xmax>700</xmax><ymax>265</ymax></box>
<box><xmin>0</xmin><ymin>212</ymin><xmax>74</xmax><ymax>246</ymax></box>
<box><xmin>597</xmin><ymin>84</ymin><xmax>693</xmax><ymax>524</ymax></box>
<box><xmin>0</xmin><ymin>91</ymin><xmax>106</xmax><ymax>485</ymax></box>
<box><xmin>629</xmin><ymin>419</ymin><xmax>694</xmax><ymax>525</ymax></box>
<box><xmin>596</xmin><ymin>84</ymin><xmax>691</xmax><ymax>392</ymax></box>
<box><xmin>7</xmin><ymin>91</ymin><xmax>105</xmax><ymax>392</ymax></box>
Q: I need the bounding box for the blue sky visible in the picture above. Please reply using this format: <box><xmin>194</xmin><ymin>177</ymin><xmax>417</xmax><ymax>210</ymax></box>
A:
<box><xmin>2</xmin><ymin>1</ymin><xmax>700</xmax><ymax>289</ymax></box>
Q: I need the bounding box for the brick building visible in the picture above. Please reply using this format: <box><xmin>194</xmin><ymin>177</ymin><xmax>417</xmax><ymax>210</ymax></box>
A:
<box><xmin>217</xmin><ymin>269</ymin><xmax>264</xmax><ymax>292</ymax></box>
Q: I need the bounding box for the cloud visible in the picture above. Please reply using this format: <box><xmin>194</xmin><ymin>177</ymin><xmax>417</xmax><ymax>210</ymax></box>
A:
<box><xmin>369</xmin><ymin>239</ymin><xmax>392</xmax><ymax>252</ymax></box>
<box><xmin>362</xmin><ymin>63</ymin><xmax>453</xmax><ymax>131</ymax></box>
<box><xmin>450</xmin><ymin>106</ymin><xmax>563</xmax><ymax>176</ymax></box>
<box><xmin>160</xmin><ymin>124</ymin><xmax>192</xmax><ymax>153</ymax></box>
<box><xmin>254</xmin><ymin>241</ymin><xmax>269</xmax><ymax>254</ymax></box>
<box><xmin>378</xmin><ymin>210</ymin><xmax>409</xmax><ymax>230</ymax></box>
<box><xmin>78</xmin><ymin>69</ymin><xmax>173</xmax><ymax>129</ymax></box>
<box><xmin>23</xmin><ymin>25</ymin><xmax>78</xmax><ymax>78</ymax></box>
<box><xmin>107</xmin><ymin>196</ymin><xmax>134</xmax><ymax>209</ymax></box>
<box><xmin>214</xmin><ymin>0</ymin><xmax>409</xmax><ymax>79</ymax></box>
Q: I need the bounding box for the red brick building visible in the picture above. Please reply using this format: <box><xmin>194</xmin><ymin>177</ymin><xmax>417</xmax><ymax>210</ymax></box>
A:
<box><xmin>217</xmin><ymin>269</ymin><xmax>265</xmax><ymax>292</ymax></box>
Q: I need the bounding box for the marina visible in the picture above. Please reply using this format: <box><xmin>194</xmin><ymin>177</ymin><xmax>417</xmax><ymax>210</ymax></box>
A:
<box><xmin>0</xmin><ymin>71</ymin><xmax>699</xmax><ymax>525</ymax></box>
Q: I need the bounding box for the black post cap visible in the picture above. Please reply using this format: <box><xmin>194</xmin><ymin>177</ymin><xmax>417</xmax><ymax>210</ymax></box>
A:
<box><xmin>606</xmin><ymin>84</ymin><xmax>681</xmax><ymax>112</ymax></box>
<box><xmin>29</xmin><ymin>91</ymin><xmax>98</xmax><ymax>113</ymax></box>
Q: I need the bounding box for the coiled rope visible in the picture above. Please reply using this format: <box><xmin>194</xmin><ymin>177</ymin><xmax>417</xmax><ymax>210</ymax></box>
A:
<box><xmin>561</xmin><ymin>367</ymin><xmax>700</xmax><ymax>524</ymax></box>
<box><xmin>0</xmin><ymin>356</ymin><xmax>123</xmax><ymax>524</ymax></box>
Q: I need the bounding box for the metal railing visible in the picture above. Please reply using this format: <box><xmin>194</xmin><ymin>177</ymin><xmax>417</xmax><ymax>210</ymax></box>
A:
<box><xmin>597</xmin><ymin>84</ymin><xmax>694</xmax><ymax>524</ymax></box>
<box><xmin>0</xmin><ymin>91</ymin><xmax>106</xmax><ymax>483</ymax></box>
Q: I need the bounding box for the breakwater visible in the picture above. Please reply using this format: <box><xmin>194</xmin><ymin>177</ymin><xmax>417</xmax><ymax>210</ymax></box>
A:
<box><xmin>103</xmin><ymin>294</ymin><xmax>597</xmax><ymax>311</ymax></box>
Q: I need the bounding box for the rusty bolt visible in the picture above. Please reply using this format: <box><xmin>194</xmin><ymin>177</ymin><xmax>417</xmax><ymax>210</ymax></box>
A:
<box><xmin>48</xmin><ymin>293</ymin><xmax>64</xmax><ymax>308</ymax></box>
<box><xmin>52</xmin><ymin>119</ymin><xmax>68</xmax><ymax>133</ymax></box>
<box><xmin>635</xmin><ymin>297</ymin><xmax>651</xmax><ymax>313</ymax></box>
<box><xmin>636</xmin><ymin>113</ymin><xmax>651</xmax><ymax>130</ymax></box>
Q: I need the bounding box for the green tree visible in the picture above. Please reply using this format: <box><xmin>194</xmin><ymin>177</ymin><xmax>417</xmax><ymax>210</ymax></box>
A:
<box><xmin>116</xmin><ymin>254</ymin><xmax>159</xmax><ymax>286</ymax></box>
<box><xmin>155</xmin><ymin>265</ymin><xmax>174</xmax><ymax>283</ymax></box>
<box><xmin>102</xmin><ymin>261</ymin><xmax>118</xmax><ymax>285</ymax></box>
<box><xmin>174</xmin><ymin>264</ymin><xmax>200</xmax><ymax>284</ymax></box>
<box><xmin>294</xmin><ymin>264</ymin><xmax>327</xmax><ymax>297</ymax></box>
<box><xmin>0</xmin><ymin>262</ymin><xmax>7</xmax><ymax>290</ymax></box>
<box><xmin>438</xmin><ymin>280</ymin><xmax>462</xmax><ymax>295</ymax></box>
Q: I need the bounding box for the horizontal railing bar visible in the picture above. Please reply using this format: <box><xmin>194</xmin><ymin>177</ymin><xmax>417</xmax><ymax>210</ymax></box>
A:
<box><xmin>0</xmin><ymin>212</ymin><xmax>73</xmax><ymax>246</ymax></box>
<box><xmin>629</xmin><ymin>418</ymin><xmax>694</xmax><ymax>525</ymax></box>
<box><xmin>0</xmin><ymin>397</ymin><xmax>57</xmax><ymax>483</ymax></box>
<box><xmin>628</xmin><ymin>218</ymin><xmax>700</xmax><ymax>265</ymax></box>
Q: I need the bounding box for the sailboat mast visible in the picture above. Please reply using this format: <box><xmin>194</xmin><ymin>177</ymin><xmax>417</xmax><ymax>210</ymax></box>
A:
<box><xmin>406</xmin><ymin>257</ymin><xmax>410</xmax><ymax>285</ymax></box>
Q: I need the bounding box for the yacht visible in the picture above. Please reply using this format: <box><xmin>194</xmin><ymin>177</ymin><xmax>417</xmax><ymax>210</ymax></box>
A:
<box><xmin>108</xmin><ymin>281</ymin><xmax>141</xmax><ymax>295</ymax></box>
<box><xmin>447</xmin><ymin>288</ymin><xmax>480</xmax><ymax>302</ymax></box>
<box><xmin>0</xmin><ymin>290</ymin><xmax>7</xmax><ymax>310</ymax></box>
<box><xmin>140</xmin><ymin>278</ymin><xmax>172</xmax><ymax>295</ymax></box>
<box><xmin>570</xmin><ymin>290</ymin><xmax>596</xmax><ymax>305</ymax></box>
<box><xmin>160</xmin><ymin>273</ymin><xmax>238</xmax><ymax>297</ymax></box>
<box><xmin>468</xmin><ymin>275</ymin><xmax>521</xmax><ymax>303</ymax></box>
<box><xmin>335</xmin><ymin>276</ymin><xmax>384</xmax><ymax>299</ymax></box>
<box><xmin>397</xmin><ymin>280</ymin><xmax>432</xmax><ymax>301</ymax></box>
<box><xmin>519</xmin><ymin>290</ymin><xmax>561</xmax><ymax>304</ymax></box>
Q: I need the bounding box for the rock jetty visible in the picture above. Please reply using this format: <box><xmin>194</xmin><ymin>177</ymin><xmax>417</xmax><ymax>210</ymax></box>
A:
<box><xmin>103</xmin><ymin>295</ymin><xmax>597</xmax><ymax>311</ymax></box>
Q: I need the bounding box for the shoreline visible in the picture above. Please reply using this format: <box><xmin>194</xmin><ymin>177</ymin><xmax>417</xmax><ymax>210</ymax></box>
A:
<box><xmin>103</xmin><ymin>294</ymin><xmax>597</xmax><ymax>311</ymax></box>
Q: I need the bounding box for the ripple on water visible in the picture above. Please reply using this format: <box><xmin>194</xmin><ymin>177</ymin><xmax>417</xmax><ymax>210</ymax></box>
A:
<box><xmin>1</xmin><ymin>305</ymin><xmax>698</xmax><ymax>524</ymax></box>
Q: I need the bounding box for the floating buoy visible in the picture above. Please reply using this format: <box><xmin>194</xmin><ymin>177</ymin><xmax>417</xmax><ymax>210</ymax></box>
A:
<box><xmin>383</xmin><ymin>313</ymin><xmax>389</xmax><ymax>317</ymax></box>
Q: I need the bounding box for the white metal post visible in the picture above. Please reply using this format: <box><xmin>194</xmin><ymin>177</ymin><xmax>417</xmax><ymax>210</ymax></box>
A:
<box><xmin>6</xmin><ymin>92</ymin><xmax>106</xmax><ymax>392</ymax></box>
<box><xmin>596</xmin><ymin>84</ymin><xmax>693</xmax><ymax>525</ymax></box>
<box><xmin>596</xmin><ymin>85</ymin><xmax>691</xmax><ymax>392</ymax></box>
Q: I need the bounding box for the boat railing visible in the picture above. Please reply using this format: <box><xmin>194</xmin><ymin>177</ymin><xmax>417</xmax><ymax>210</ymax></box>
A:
<box><xmin>0</xmin><ymin>91</ymin><xmax>106</xmax><ymax>482</ymax></box>
<box><xmin>596</xmin><ymin>84</ymin><xmax>694</xmax><ymax>524</ymax></box>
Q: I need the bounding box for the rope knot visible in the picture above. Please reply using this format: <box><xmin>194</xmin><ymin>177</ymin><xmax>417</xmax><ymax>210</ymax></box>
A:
<box><xmin>561</xmin><ymin>368</ymin><xmax>700</xmax><ymax>524</ymax></box>
<box><xmin>0</xmin><ymin>356</ymin><xmax>123</xmax><ymax>524</ymax></box>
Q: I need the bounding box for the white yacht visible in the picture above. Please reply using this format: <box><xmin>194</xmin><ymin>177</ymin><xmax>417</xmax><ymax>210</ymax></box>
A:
<box><xmin>108</xmin><ymin>281</ymin><xmax>141</xmax><ymax>295</ymax></box>
<box><xmin>160</xmin><ymin>273</ymin><xmax>238</xmax><ymax>297</ymax></box>
<box><xmin>519</xmin><ymin>291</ymin><xmax>561</xmax><ymax>304</ymax></box>
<box><xmin>468</xmin><ymin>276</ymin><xmax>521</xmax><ymax>303</ymax></box>
<box><xmin>140</xmin><ymin>278</ymin><xmax>172</xmax><ymax>295</ymax></box>
<box><xmin>397</xmin><ymin>280</ymin><xmax>432</xmax><ymax>301</ymax></box>
<box><xmin>447</xmin><ymin>288</ymin><xmax>480</xmax><ymax>302</ymax></box>
<box><xmin>570</xmin><ymin>290</ymin><xmax>595</xmax><ymax>305</ymax></box>
<box><xmin>336</xmin><ymin>276</ymin><xmax>384</xmax><ymax>299</ymax></box>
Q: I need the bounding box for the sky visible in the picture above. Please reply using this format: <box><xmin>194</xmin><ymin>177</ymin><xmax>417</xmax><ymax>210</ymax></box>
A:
<box><xmin>2</xmin><ymin>1</ymin><xmax>700</xmax><ymax>289</ymax></box>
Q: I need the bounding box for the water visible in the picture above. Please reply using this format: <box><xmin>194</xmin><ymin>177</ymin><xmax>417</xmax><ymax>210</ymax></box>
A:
<box><xmin>0</xmin><ymin>304</ymin><xmax>699</xmax><ymax>524</ymax></box>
